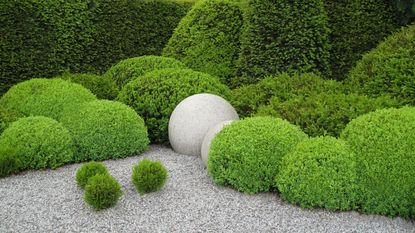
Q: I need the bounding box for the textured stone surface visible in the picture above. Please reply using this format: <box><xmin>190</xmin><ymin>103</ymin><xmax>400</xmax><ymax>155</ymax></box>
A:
<box><xmin>169</xmin><ymin>94</ymin><xmax>239</xmax><ymax>156</ymax></box>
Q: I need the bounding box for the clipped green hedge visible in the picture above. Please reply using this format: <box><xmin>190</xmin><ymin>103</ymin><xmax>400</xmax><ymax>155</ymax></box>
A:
<box><xmin>61</xmin><ymin>73</ymin><xmax>118</xmax><ymax>100</ymax></box>
<box><xmin>0</xmin><ymin>146</ymin><xmax>21</xmax><ymax>178</ymax></box>
<box><xmin>117</xmin><ymin>68</ymin><xmax>230</xmax><ymax>143</ymax></box>
<box><xmin>76</xmin><ymin>162</ymin><xmax>109</xmax><ymax>190</ymax></box>
<box><xmin>0</xmin><ymin>106</ymin><xmax>23</xmax><ymax>135</ymax></box>
<box><xmin>132</xmin><ymin>159</ymin><xmax>168</xmax><ymax>194</ymax></box>
<box><xmin>163</xmin><ymin>0</ymin><xmax>244</xmax><ymax>87</ymax></box>
<box><xmin>84</xmin><ymin>174</ymin><xmax>122</xmax><ymax>210</ymax></box>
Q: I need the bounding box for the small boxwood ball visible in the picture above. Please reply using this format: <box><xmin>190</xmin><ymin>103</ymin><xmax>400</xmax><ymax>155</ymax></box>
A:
<box><xmin>76</xmin><ymin>162</ymin><xmax>109</xmax><ymax>190</ymax></box>
<box><xmin>208</xmin><ymin>116</ymin><xmax>307</xmax><ymax>194</ymax></box>
<box><xmin>0</xmin><ymin>146</ymin><xmax>21</xmax><ymax>178</ymax></box>
<box><xmin>277</xmin><ymin>136</ymin><xmax>358</xmax><ymax>211</ymax></box>
<box><xmin>132</xmin><ymin>159</ymin><xmax>168</xmax><ymax>194</ymax></box>
<box><xmin>169</xmin><ymin>94</ymin><xmax>239</xmax><ymax>156</ymax></box>
<box><xmin>84</xmin><ymin>174</ymin><xmax>123</xmax><ymax>210</ymax></box>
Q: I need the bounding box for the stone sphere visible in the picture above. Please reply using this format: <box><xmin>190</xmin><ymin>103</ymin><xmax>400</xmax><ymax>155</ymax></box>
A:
<box><xmin>201</xmin><ymin>120</ymin><xmax>235</xmax><ymax>167</ymax></box>
<box><xmin>169</xmin><ymin>93</ymin><xmax>239</xmax><ymax>156</ymax></box>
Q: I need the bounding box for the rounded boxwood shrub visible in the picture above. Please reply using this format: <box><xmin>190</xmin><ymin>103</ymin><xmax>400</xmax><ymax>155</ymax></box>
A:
<box><xmin>277</xmin><ymin>136</ymin><xmax>358</xmax><ymax>211</ymax></box>
<box><xmin>84</xmin><ymin>174</ymin><xmax>122</xmax><ymax>210</ymax></box>
<box><xmin>104</xmin><ymin>56</ymin><xmax>186</xmax><ymax>89</ymax></box>
<box><xmin>0</xmin><ymin>78</ymin><xmax>96</xmax><ymax>121</ymax></box>
<box><xmin>0</xmin><ymin>146</ymin><xmax>21</xmax><ymax>178</ymax></box>
<box><xmin>76</xmin><ymin>162</ymin><xmax>109</xmax><ymax>190</ymax></box>
<box><xmin>163</xmin><ymin>0</ymin><xmax>244</xmax><ymax>87</ymax></box>
<box><xmin>0</xmin><ymin>116</ymin><xmax>74</xmax><ymax>170</ymax></box>
<box><xmin>117</xmin><ymin>68</ymin><xmax>230</xmax><ymax>143</ymax></box>
<box><xmin>132</xmin><ymin>159</ymin><xmax>168</xmax><ymax>194</ymax></box>
<box><xmin>257</xmin><ymin>93</ymin><xmax>399</xmax><ymax>137</ymax></box>
<box><xmin>346</xmin><ymin>24</ymin><xmax>415</xmax><ymax>105</ymax></box>
<box><xmin>208</xmin><ymin>116</ymin><xmax>307</xmax><ymax>194</ymax></box>
<box><xmin>60</xmin><ymin>100</ymin><xmax>149</xmax><ymax>162</ymax></box>
<box><xmin>0</xmin><ymin>106</ymin><xmax>23</xmax><ymax>135</ymax></box>
<box><xmin>340</xmin><ymin>107</ymin><xmax>415</xmax><ymax>218</ymax></box>
<box><xmin>61</xmin><ymin>73</ymin><xmax>118</xmax><ymax>100</ymax></box>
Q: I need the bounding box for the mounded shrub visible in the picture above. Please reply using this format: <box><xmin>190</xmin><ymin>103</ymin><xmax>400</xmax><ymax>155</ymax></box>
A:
<box><xmin>163</xmin><ymin>0</ymin><xmax>244</xmax><ymax>87</ymax></box>
<box><xmin>236</xmin><ymin>0</ymin><xmax>331</xmax><ymax>85</ymax></box>
<box><xmin>117</xmin><ymin>68</ymin><xmax>230</xmax><ymax>143</ymax></box>
<box><xmin>104</xmin><ymin>56</ymin><xmax>186</xmax><ymax>89</ymax></box>
<box><xmin>61</xmin><ymin>73</ymin><xmax>118</xmax><ymax>100</ymax></box>
<box><xmin>340</xmin><ymin>107</ymin><xmax>415</xmax><ymax>218</ymax></box>
<box><xmin>277</xmin><ymin>136</ymin><xmax>358</xmax><ymax>211</ymax></box>
<box><xmin>60</xmin><ymin>100</ymin><xmax>149</xmax><ymax>162</ymax></box>
<box><xmin>0</xmin><ymin>78</ymin><xmax>96</xmax><ymax>121</ymax></box>
<box><xmin>0</xmin><ymin>146</ymin><xmax>21</xmax><ymax>178</ymax></box>
<box><xmin>346</xmin><ymin>24</ymin><xmax>415</xmax><ymax>105</ymax></box>
<box><xmin>257</xmin><ymin>93</ymin><xmax>399</xmax><ymax>137</ymax></box>
<box><xmin>0</xmin><ymin>106</ymin><xmax>23</xmax><ymax>135</ymax></box>
<box><xmin>76</xmin><ymin>162</ymin><xmax>109</xmax><ymax>190</ymax></box>
<box><xmin>208</xmin><ymin>117</ymin><xmax>307</xmax><ymax>194</ymax></box>
<box><xmin>0</xmin><ymin>116</ymin><xmax>74</xmax><ymax>170</ymax></box>
<box><xmin>84</xmin><ymin>174</ymin><xmax>122</xmax><ymax>210</ymax></box>
<box><xmin>132</xmin><ymin>159</ymin><xmax>168</xmax><ymax>194</ymax></box>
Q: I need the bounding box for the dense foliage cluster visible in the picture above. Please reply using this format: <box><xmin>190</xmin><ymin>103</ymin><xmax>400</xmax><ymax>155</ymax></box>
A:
<box><xmin>76</xmin><ymin>162</ymin><xmax>109</xmax><ymax>190</ymax></box>
<box><xmin>61</xmin><ymin>73</ymin><xmax>118</xmax><ymax>100</ymax></box>
<box><xmin>0</xmin><ymin>146</ymin><xmax>21</xmax><ymax>178</ymax></box>
<box><xmin>0</xmin><ymin>106</ymin><xmax>22</xmax><ymax>135</ymax></box>
<box><xmin>132</xmin><ymin>159</ymin><xmax>168</xmax><ymax>194</ymax></box>
<box><xmin>84</xmin><ymin>174</ymin><xmax>123</xmax><ymax>210</ymax></box>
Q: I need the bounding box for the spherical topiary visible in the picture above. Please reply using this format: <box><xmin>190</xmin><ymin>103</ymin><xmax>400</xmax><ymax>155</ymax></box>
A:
<box><xmin>0</xmin><ymin>145</ymin><xmax>21</xmax><ymax>178</ymax></box>
<box><xmin>163</xmin><ymin>0</ymin><xmax>244</xmax><ymax>87</ymax></box>
<box><xmin>277</xmin><ymin>136</ymin><xmax>358</xmax><ymax>211</ymax></box>
<box><xmin>0</xmin><ymin>106</ymin><xmax>23</xmax><ymax>135</ymax></box>
<box><xmin>346</xmin><ymin>24</ymin><xmax>415</xmax><ymax>105</ymax></box>
<box><xmin>84</xmin><ymin>174</ymin><xmax>122</xmax><ymax>210</ymax></box>
<box><xmin>0</xmin><ymin>78</ymin><xmax>96</xmax><ymax>121</ymax></box>
<box><xmin>104</xmin><ymin>55</ymin><xmax>186</xmax><ymax>89</ymax></box>
<box><xmin>0</xmin><ymin>116</ymin><xmax>74</xmax><ymax>170</ymax></box>
<box><xmin>76</xmin><ymin>162</ymin><xmax>109</xmax><ymax>190</ymax></box>
<box><xmin>60</xmin><ymin>100</ymin><xmax>149</xmax><ymax>162</ymax></box>
<box><xmin>256</xmin><ymin>93</ymin><xmax>399</xmax><ymax>137</ymax></box>
<box><xmin>117</xmin><ymin>68</ymin><xmax>231</xmax><ymax>144</ymax></box>
<box><xmin>208</xmin><ymin>116</ymin><xmax>307</xmax><ymax>194</ymax></box>
<box><xmin>132</xmin><ymin>159</ymin><xmax>168</xmax><ymax>194</ymax></box>
<box><xmin>340</xmin><ymin>107</ymin><xmax>415</xmax><ymax>218</ymax></box>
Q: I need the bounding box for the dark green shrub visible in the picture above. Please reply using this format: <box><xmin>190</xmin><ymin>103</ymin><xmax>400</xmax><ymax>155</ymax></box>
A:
<box><xmin>0</xmin><ymin>106</ymin><xmax>23</xmax><ymax>135</ymax></box>
<box><xmin>60</xmin><ymin>100</ymin><xmax>149</xmax><ymax>162</ymax></box>
<box><xmin>236</xmin><ymin>0</ymin><xmax>331</xmax><ymax>85</ymax></box>
<box><xmin>208</xmin><ymin>117</ymin><xmax>307</xmax><ymax>194</ymax></box>
<box><xmin>163</xmin><ymin>0</ymin><xmax>244</xmax><ymax>87</ymax></box>
<box><xmin>117</xmin><ymin>68</ymin><xmax>230</xmax><ymax>143</ymax></box>
<box><xmin>340</xmin><ymin>107</ymin><xmax>415</xmax><ymax>218</ymax></box>
<box><xmin>257</xmin><ymin>93</ymin><xmax>399</xmax><ymax>137</ymax></box>
<box><xmin>0</xmin><ymin>116</ymin><xmax>74</xmax><ymax>170</ymax></box>
<box><xmin>84</xmin><ymin>174</ymin><xmax>122</xmax><ymax>210</ymax></box>
<box><xmin>277</xmin><ymin>136</ymin><xmax>358</xmax><ymax>211</ymax></box>
<box><xmin>104</xmin><ymin>56</ymin><xmax>186</xmax><ymax>89</ymax></box>
<box><xmin>0</xmin><ymin>146</ymin><xmax>21</xmax><ymax>178</ymax></box>
<box><xmin>61</xmin><ymin>73</ymin><xmax>118</xmax><ymax>100</ymax></box>
<box><xmin>387</xmin><ymin>0</ymin><xmax>415</xmax><ymax>24</ymax></box>
<box><xmin>132</xmin><ymin>159</ymin><xmax>168</xmax><ymax>194</ymax></box>
<box><xmin>346</xmin><ymin>24</ymin><xmax>415</xmax><ymax>105</ymax></box>
<box><xmin>0</xmin><ymin>78</ymin><xmax>96</xmax><ymax>121</ymax></box>
<box><xmin>76</xmin><ymin>162</ymin><xmax>109</xmax><ymax>190</ymax></box>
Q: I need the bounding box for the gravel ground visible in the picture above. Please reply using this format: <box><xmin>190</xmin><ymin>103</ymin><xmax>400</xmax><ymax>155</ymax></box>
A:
<box><xmin>0</xmin><ymin>145</ymin><xmax>414</xmax><ymax>233</ymax></box>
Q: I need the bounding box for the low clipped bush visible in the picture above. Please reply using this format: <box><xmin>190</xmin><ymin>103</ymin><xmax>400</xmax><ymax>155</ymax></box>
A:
<box><xmin>132</xmin><ymin>159</ymin><xmax>168</xmax><ymax>194</ymax></box>
<box><xmin>84</xmin><ymin>174</ymin><xmax>122</xmax><ymax>210</ymax></box>
<box><xmin>257</xmin><ymin>93</ymin><xmax>399</xmax><ymax>137</ymax></box>
<box><xmin>61</xmin><ymin>73</ymin><xmax>118</xmax><ymax>100</ymax></box>
<box><xmin>163</xmin><ymin>0</ymin><xmax>244</xmax><ymax>87</ymax></box>
<box><xmin>346</xmin><ymin>24</ymin><xmax>415</xmax><ymax>105</ymax></box>
<box><xmin>0</xmin><ymin>106</ymin><xmax>23</xmax><ymax>135</ymax></box>
<box><xmin>341</xmin><ymin>107</ymin><xmax>415</xmax><ymax>218</ymax></box>
<box><xmin>0</xmin><ymin>146</ymin><xmax>21</xmax><ymax>178</ymax></box>
<box><xmin>76</xmin><ymin>162</ymin><xmax>109</xmax><ymax>190</ymax></box>
<box><xmin>104</xmin><ymin>56</ymin><xmax>186</xmax><ymax>89</ymax></box>
<box><xmin>0</xmin><ymin>78</ymin><xmax>96</xmax><ymax>121</ymax></box>
<box><xmin>208</xmin><ymin>117</ymin><xmax>307</xmax><ymax>194</ymax></box>
<box><xmin>117</xmin><ymin>68</ymin><xmax>230</xmax><ymax>143</ymax></box>
<box><xmin>0</xmin><ymin>116</ymin><xmax>74</xmax><ymax>170</ymax></box>
<box><xmin>60</xmin><ymin>100</ymin><xmax>149</xmax><ymax>162</ymax></box>
<box><xmin>277</xmin><ymin>136</ymin><xmax>358</xmax><ymax>211</ymax></box>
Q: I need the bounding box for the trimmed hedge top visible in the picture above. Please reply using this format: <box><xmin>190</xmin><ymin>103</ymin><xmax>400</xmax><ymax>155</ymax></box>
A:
<box><xmin>61</xmin><ymin>73</ymin><xmax>118</xmax><ymax>100</ymax></box>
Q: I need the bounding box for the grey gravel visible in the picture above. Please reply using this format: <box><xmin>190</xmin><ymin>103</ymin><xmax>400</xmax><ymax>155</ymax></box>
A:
<box><xmin>0</xmin><ymin>145</ymin><xmax>414</xmax><ymax>233</ymax></box>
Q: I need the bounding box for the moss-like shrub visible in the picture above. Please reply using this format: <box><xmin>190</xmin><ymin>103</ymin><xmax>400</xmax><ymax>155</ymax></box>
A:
<box><xmin>76</xmin><ymin>162</ymin><xmax>109</xmax><ymax>190</ymax></box>
<box><xmin>104</xmin><ymin>56</ymin><xmax>186</xmax><ymax>89</ymax></box>
<box><xmin>231</xmin><ymin>73</ymin><xmax>343</xmax><ymax>118</ymax></box>
<box><xmin>0</xmin><ymin>116</ymin><xmax>74</xmax><ymax>170</ymax></box>
<box><xmin>277</xmin><ymin>136</ymin><xmax>358</xmax><ymax>210</ymax></box>
<box><xmin>84</xmin><ymin>174</ymin><xmax>122</xmax><ymax>210</ymax></box>
<box><xmin>0</xmin><ymin>78</ymin><xmax>96</xmax><ymax>121</ymax></box>
<box><xmin>163</xmin><ymin>0</ymin><xmax>244</xmax><ymax>87</ymax></box>
<box><xmin>340</xmin><ymin>107</ymin><xmax>415</xmax><ymax>218</ymax></box>
<box><xmin>60</xmin><ymin>100</ymin><xmax>149</xmax><ymax>162</ymax></box>
<box><xmin>61</xmin><ymin>73</ymin><xmax>118</xmax><ymax>100</ymax></box>
<box><xmin>0</xmin><ymin>146</ymin><xmax>21</xmax><ymax>178</ymax></box>
<box><xmin>257</xmin><ymin>93</ymin><xmax>399</xmax><ymax>137</ymax></box>
<box><xmin>117</xmin><ymin>68</ymin><xmax>230</xmax><ymax>143</ymax></box>
<box><xmin>236</xmin><ymin>0</ymin><xmax>331</xmax><ymax>85</ymax></box>
<box><xmin>0</xmin><ymin>106</ymin><xmax>23</xmax><ymax>135</ymax></box>
<box><xmin>208</xmin><ymin>117</ymin><xmax>307</xmax><ymax>194</ymax></box>
<box><xmin>132</xmin><ymin>159</ymin><xmax>168</xmax><ymax>194</ymax></box>
<box><xmin>347</xmin><ymin>24</ymin><xmax>415</xmax><ymax>105</ymax></box>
